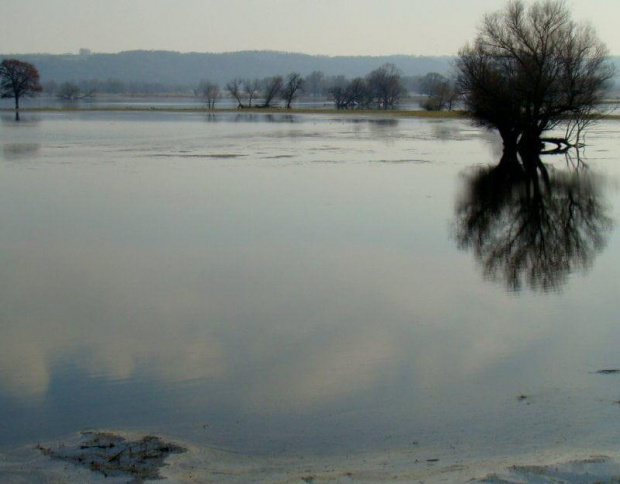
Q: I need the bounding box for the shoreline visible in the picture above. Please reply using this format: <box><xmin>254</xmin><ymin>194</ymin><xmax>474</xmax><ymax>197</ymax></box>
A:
<box><xmin>0</xmin><ymin>106</ymin><xmax>468</xmax><ymax>118</ymax></box>
<box><xmin>2</xmin><ymin>431</ymin><xmax>620</xmax><ymax>483</ymax></box>
<box><xmin>4</xmin><ymin>107</ymin><xmax>620</xmax><ymax>121</ymax></box>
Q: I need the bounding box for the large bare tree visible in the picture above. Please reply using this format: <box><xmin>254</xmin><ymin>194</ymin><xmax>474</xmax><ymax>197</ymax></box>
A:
<box><xmin>0</xmin><ymin>59</ymin><xmax>42</xmax><ymax>120</ymax></box>
<box><xmin>457</xmin><ymin>0</ymin><xmax>614</xmax><ymax>154</ymax></box>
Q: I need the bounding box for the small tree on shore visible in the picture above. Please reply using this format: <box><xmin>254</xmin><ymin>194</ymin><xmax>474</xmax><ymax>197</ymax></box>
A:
<box><xmin>0</xmin><ymin>59</ymin><xmax>42</xmax><ymax>120</ymax></box>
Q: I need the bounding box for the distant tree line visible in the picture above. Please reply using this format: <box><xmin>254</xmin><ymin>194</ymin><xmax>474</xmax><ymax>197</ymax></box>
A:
<box><xmin>30</xmin><ymin>64</ymin><xmax>464</xmax><ymax>112</ymax></box>
<box><xmin>195</xmin><ymin>64</ymin><xmax>459</xmax><ymax>111</ymax></box>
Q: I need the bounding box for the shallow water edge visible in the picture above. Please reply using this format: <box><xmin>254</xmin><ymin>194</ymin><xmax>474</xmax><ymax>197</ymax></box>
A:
<box><xmin>2</xmin><ymin>431</ymin><xmax>620</xmax><ymax>483</ymax></box>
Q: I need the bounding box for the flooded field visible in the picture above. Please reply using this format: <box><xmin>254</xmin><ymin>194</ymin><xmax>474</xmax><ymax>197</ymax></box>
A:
<box><xmin>1</xmin><ymin>111</ymin><xmax>620</xmax><ymax>481</ymax></box>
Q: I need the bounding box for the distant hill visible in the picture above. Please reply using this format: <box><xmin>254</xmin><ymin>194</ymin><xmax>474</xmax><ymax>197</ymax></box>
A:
<box><xmin>0</xmin><ymin>50</ymin><xmax>455</xmax><ymax>86</ymax></box>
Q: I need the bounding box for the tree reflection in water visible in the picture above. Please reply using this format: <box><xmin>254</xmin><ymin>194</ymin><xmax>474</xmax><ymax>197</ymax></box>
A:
<box><xmin>455</xmin><ymin>150</ymin><xmax>612</xmax><ymax>292</ymax></box>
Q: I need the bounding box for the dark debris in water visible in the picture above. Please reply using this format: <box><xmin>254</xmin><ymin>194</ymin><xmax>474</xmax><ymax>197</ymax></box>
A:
<box><xmin>595</xmin><ymin>369</ymin><xmax>620</xmax><ymax>374</ymax></box>
<box><xmin>36</xmin><ymin>431</ymin><xmax>186</xmax><ymax>483</ymax></box>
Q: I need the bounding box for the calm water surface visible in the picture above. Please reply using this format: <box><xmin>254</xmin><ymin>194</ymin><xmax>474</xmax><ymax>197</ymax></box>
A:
<box><xmin>1</xmin><ymin>112</ymin><xmax>620</xmax><ymax>462</ymax></box>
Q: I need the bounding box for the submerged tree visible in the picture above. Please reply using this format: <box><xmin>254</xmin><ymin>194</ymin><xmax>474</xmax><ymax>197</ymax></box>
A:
<box><xmin>0</xmin><ymin>59</ymin><xmax>43</xmax><ymax>120</ymax></box>
<box><xmin>456</xmin><ymin>0</ymin><xmax>614</xmax><ymax>154</ymax></box>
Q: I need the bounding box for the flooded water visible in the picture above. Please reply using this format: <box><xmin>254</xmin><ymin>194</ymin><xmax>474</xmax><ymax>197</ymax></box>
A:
<box><xmin>1</xmin><ymin>111</ymin><xmax>620</xmax><ymax>469</ymax></box>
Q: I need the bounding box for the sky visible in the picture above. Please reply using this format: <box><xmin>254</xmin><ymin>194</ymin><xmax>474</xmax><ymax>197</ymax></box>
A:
<box><xmin>2</xmin><ymin>0</ymin><xmax>620</xmax><ymax>57</ymax></box>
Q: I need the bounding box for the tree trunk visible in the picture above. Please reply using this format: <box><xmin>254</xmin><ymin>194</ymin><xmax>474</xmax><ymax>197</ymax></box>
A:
<box><xmin>499</xmin><ymin>128</ymin><xmax>519</xmax><ymax>158</ymax></box>
<box><xmin>518</xmin><ymin>128</ymin><xmax>544</xmax><ymax>154</ymax></box>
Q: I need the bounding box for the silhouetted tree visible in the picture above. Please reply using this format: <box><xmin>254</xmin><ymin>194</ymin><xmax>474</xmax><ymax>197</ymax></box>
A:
<box><xmin>366</xmin><ymin>63</ymin><xmax>405</xmax><ymax>110</ymax></box>
<box><xmin>0</xmin><ymin>59</ymin><xmax>42</xmax><ymax>120</ymax></box>
<box><xmin>456</xmin><ymin>0</ymin><xmax>613</xmax><ymax>153</ymax></box>
<box><xmin>281</xmin><ymin>72</ymin><xmax>304</xmax><ymax>109</ymax></box>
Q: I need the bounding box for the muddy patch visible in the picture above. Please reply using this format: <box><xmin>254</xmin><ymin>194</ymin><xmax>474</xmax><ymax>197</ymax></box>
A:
<box><xmin>37</xmin><ymin>431</ymin><xmax>186</xmax><ymax>482</ymax></box>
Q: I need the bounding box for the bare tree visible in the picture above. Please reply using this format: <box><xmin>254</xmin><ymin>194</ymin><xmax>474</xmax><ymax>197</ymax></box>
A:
<box><xmin>457</xmin><ymin>0</ymin><xmax>614</xmax><ymax>154</ymax></box>
<box><xmin>366</xmin><ymin>63</ymin><xmax>405</xmax><ymax>110</ymax></box>
<box><xmin>281</xmin><ymin>72</ymin><xmax>304</xmax><ymax>109</ymax></box>
<box><xmin>226</xmin><ymin>78</ymin><xmax>245</xmax><ymax>108</ymax></box>
<box><xmin>243</xmin><ymin>78</ymin><xmax>260</xmax><ymax>107</ymax></box>
<box><xmin>0</xmin><ymin>59</ymin><xmax>42</xmax><ymax>120</ymax></box>
<box><xmin>260</xmin><ymin>76</ymin><xmax>283</xmax><ymax>108</ymax></box>
<box><xmin>57</xmin><ymin>82</ymin><xmax>95</xmax><ymax>101</ymax></box>
<box><xmin>196</xmin><ymin>79</ymin><xmax>220</xmax><ymax>109</ymax></box>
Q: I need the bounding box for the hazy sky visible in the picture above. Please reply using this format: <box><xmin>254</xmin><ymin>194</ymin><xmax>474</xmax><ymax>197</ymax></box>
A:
<box><xmin>2</xmin><ymin>0</ymin><xmax>619</xmax><ymax>56</ymax></box>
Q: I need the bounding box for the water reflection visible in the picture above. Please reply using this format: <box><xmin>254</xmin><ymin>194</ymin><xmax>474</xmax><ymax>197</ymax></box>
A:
<box><xmin>455</xmin><ymin>150</ymin><xmax>612</xmax><ymax>292</ymax></box>
<box><xmin>203</xmin><ymin>113</ymin><xmax>299</xmax><ymax>124</ymax></box>
<box><xmin>1</xmin><ymin>114</ymin><xmax>41</xmax><ymax>125</ymax></box>
<box><xmin>2</xmin><ymin>143</ymin><xmax>40</xmax><ymax>161</ymax></box>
